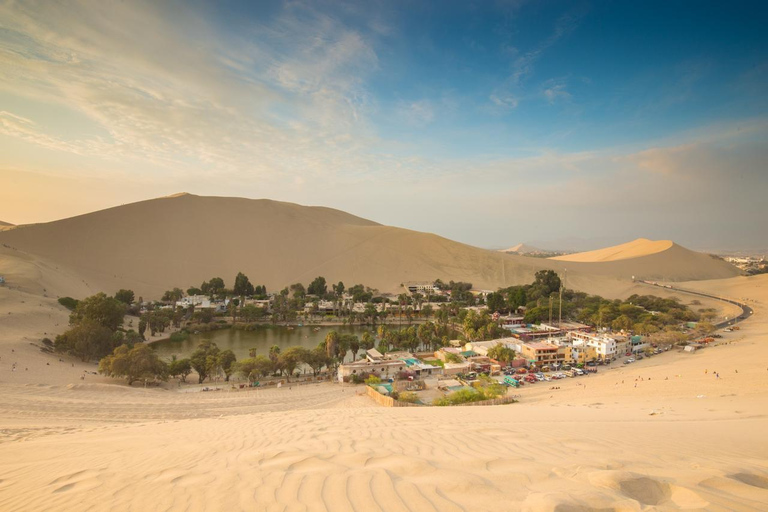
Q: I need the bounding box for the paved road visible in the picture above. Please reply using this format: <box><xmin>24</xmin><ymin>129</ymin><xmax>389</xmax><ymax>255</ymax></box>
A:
<box><xmin>638</xmin><ymin>280</ymin><xmax>753</xmax><ymax>329</ymax></box>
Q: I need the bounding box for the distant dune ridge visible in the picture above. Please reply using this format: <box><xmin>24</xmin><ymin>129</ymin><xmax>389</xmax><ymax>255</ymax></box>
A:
<box><xmin>0</xmin><ymin>220</ymin><xmax>14</xmax><ymax>231</ymax></box>
<box><xmin>0</xmin><ymin>194</ymin><xmax>740</xmax><ymax>299</ymax></box>
<box><xmin>498</xmin><ymin>243</ymin><xmax>541</xmax><ymax>254</ymax></box>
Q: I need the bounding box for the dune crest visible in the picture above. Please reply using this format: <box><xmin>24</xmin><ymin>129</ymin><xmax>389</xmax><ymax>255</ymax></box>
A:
<box><xmin>551</xmin><ymin>238</ymin><xmax>675</xmax><ymax>262</ymax></box>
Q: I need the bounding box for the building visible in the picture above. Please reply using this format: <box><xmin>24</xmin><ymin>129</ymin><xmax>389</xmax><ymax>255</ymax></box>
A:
<box><xmin>464</xmin><ymin>338</ymin><xmax>520</xmax><ymax>357</ymax></box>
<box><xmin>176</xmin><ymin>295</ymin><xmax>212</xmax><ymax>309</ymax></box>
<box><xmin>434</xmin><ymin>347</ymin><xmax>464</xmax><ymax>362</ymax></box>
<box><xmin>568</xmin><ymin>332</ymin><xmax>618</xmax><ymax>360</ymax></box>
<box><xmin>442</xmin><ymin>362</ymin><xmax>472</xmax><ymax>376</ymax></box>
<box><xmin>242</xmin><ymin>298</ymin><xmax>271</xmax><ymax>309</ymax></box>
<box><xmin>405</xmin><ymin>282</ymin><xmax>439</xmax><ymax>294</ymax></box>
<box><xmin>399</xmin><ymin>357</ymin><xmax>443</xmax><ymax>377</ymax></box>
<box><xmin>499</xmin><ymin>315</ymin><xmax>525</xmax><ymax>330</ymax></box>
<box><xmin>520</xmin><ymin>342</ymin><xmax>567</xmax><ymax>366</ymax></box>
<box><xmin>337</xmin><ymin>359</ymin><xmax>407</xmax><ymax>381</ymax></box>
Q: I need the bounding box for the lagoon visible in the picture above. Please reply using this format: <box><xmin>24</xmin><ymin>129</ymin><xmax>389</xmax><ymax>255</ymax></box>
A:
<box><xmin>152</xmin><ymin>324</ymin><xmax>375</xmax><ymax>362</ymax></box>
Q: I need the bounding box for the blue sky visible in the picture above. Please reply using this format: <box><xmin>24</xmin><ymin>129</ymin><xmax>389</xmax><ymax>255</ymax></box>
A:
<box><xmin>1</xmin><ymin>0</ymin><xmax>767</xmax><ymax>250</ymax></box>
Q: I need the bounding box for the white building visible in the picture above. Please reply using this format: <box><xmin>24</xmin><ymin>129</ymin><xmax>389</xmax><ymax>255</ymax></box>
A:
<box><xmin>568</xmin><ymin>332</ymin><xmax>618</xmax><ymax>359</ymax></box>
<box><xmin>176</xmin><ymin>295</ymin><xmax>211</xmax><ymax>309</ymax></box>
<box><xmin>405</xmin><ymin>282</ymin><xmax>439</xmax><ymax>294</ymax></box>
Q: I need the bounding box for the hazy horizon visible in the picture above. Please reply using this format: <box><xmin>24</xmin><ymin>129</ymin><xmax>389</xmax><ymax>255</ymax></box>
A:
<box><xmin>2</xmin><ymin>1</ymin><xmax>767</xmax><ymax>251</ymax></box>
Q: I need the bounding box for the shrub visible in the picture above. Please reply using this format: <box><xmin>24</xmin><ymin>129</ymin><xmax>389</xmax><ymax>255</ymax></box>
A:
<box><xmin>365</xmin><ymin>375</ymin><xmax>382</xmax><ymax>386</ymax></box>
<box><xmin>58</xmin><ymin>297</ymin><xmax>79</xmax><ymax>311</ymax></box>
<box><xmin>398</xmin><ymin>391</ymin><xmax>419</xmax><ymax>403</ymax></box>
<box><xmin>433</xmin><ymin>383</ymin><xmax>505</xmax><ymax>406</ymax></box>
<box><xmin>169</xmin><ymin>331</ymin><xmax>189</xmax><ymax>342</ymax></box>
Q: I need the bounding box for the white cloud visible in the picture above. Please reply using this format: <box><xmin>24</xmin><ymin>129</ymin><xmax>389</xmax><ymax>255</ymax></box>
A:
<box><xmin>0</xmin><ymin>0</ymin><xmax>394</xmax><ymax>183</ymax></box>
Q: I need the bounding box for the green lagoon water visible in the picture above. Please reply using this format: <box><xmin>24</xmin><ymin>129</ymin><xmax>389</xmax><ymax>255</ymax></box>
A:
<box><xmin>152</xmin><ymin>324</ymin><xmax>375</xmax><ymax>362</ymax></box>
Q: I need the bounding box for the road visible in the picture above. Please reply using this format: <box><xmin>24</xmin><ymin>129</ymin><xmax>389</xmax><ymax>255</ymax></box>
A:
<box><xmin>638</xmin><ymin>280</ymin><xmax>753</xmax><ymax>329</ymax></box>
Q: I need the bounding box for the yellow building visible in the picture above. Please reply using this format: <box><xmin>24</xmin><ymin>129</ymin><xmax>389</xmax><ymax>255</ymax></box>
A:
<box><xmin>520</xmin><ymin>342</ymin><xmax>567</xmax><ymax>367</ymax></box>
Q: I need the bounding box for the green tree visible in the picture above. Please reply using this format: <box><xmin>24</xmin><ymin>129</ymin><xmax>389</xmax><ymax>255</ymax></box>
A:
<box><xmin>307</xmin><ymin>276</ymin><xmax>327</xmax><ymax>297</ymax></box>
<box><xmin>279</xmin><ymin>346</ymin><xmax>308</xmax><ymax>381</ymax></box>
<box><xmin>486</xmin><ymin>292</ymin><xmax>506</xmax><ymax>313</ymax></box>
<box><xmin>611</xmin><ymin>315</ymin><xmax>634</xmax><ymax>331</ymax></box>
<box><xmin>487</xmin><ymin>344</ymin><xmax>516</xmax><ymax>363</ymax></box>
<box><xmin>190</xmin><ymin>341</ymin><xmax>221</xmax><ymax>383</ymax></box>
<box><xmin>186</xmin><ymin>287</ymin><xmax>203</xmax><ymax>296</ymax></box>
<box><xmin>69</xmin><ymin>292</ymin><xmax>126</xmax><ymax>331</ymax></box>
<box><xmin>304</xmin><ymin>347</ymin><xmax>331</xmax><ymax>376</ymax></box>
<box><xmin>114</xmin><ymin>289</ymin><xmax>135</xmax><ymax>305</ymax></box>
<box><xmin>347</xmin><ymin>335</ymin><xmax>361</xmax><ymax>361</ymax></box>
<box><xmin>168</xmin><ymin>358</ymin><xmax>193</xmax><ymax>382</ymax></box>
<box><xmin>138</xmin><ymin>315</ymin><xmax>147</xmax><ymax>339</ymax></box>
<box><xmin>236</xmin><ymin>356</ymin><xmax>274</xmax><ymax>381</ymax></box>
<box><xmin>290</xmin><ymin>283</ymin><xmax>306</xmax><ymax>299</ymax></box>
<box><xmin>268</xmin><ymin>345</ymin><xmax>281</xmax><ymax>366</ymax></box>
<box><xmin>233</xmin><ymin>272</ymin><xmax>255</xmax><ymax>297</ymax></box>
<box><xmin>201</xmin><ymin>277</ymin><xmax>225</xmax><ymax>295</ymax></box>
<box><xmin>361</xmin><ymin>331</ymin><xmax>375</xmax><ymax>352</ymax></box>
<box><xmin>162</xmin><ymin>288</ymin><xmax>184</xmax><ymax>303</ymax></box>
<box><xmin>218</xmin><ymin>350</ymin><xmax>237</xmax><ymax>381</ymax></box>
<box><xmin>55</xmin><ymin>319</ymin><xmax>116</xmax><ymax>361</ymax></box>
<box><xmin>324</xmin><ymin>331</ymin><xmax>339</xmax><ymax>359</ymax></box>
<box><xmin>99</xmin><ymin>344</ymin><xmax>169</xmax><ymax>385</ymax></box>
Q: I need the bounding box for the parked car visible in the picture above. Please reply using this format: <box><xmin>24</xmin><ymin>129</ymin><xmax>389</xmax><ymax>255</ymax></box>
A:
<box><xmin>624</xmin><ymin>358</ymin><xmax>635</xmax><ymax>364</ymax></box>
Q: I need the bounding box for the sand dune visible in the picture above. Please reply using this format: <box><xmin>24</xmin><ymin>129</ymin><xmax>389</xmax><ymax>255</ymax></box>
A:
<box><xmin>552</xmin><ymin>238</ymin><xmax>674</xmax><ymax>262</ymax></box>
<box><xmin>498</xmin><ymin>243</ymin><xmax>541</xmax><ymax>254</ymax></box>
<box><xmin>549</xmin><ymin>238</ymin><xmax>739</xmax><ymax>283</ymax></box>
<box><xmin>0</xmin><ymin>195</ymin><xmax>740</xmax><ymax>300</ymax></box>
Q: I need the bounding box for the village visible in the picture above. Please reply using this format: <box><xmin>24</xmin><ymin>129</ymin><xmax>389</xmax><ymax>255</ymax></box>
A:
<box><xmin>338</xmin><ymin>316</ymin><xmax>684</xmax><ymax>406</ymax></box>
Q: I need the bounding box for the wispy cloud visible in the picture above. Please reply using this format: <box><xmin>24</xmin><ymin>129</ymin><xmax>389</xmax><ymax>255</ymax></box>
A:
<box><xmin>489</xmin><ymin>6</ymin><xmax>586</xmax><ymax>111</ymax></box>
<box><xmin>0</xmin><ymin>0</ymin><xmax>394</xmax><ymax>182</ymax></box>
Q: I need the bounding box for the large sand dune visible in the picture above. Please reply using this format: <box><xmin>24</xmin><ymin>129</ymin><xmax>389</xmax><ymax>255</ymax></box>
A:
<box><xmin>0</xmin><ymin>195</ymin><xmax>740</xmax><ymax>300</ymax></box>
<box><xmin>552</xmin><ymin>238</ymin><xmax>674</xmax><ymax>262</ymax></box>
<box><xmin>549</xmin><ymin>238</ymin><xmax>739</xmax><ymax>283</ymax></box>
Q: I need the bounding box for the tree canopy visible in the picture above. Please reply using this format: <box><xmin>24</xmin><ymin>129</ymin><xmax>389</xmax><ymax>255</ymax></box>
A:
<box><xmin>99</xmin><ymin>344</ymin><xmax>168</xmax><ymax>385</ymax></box>
<box><xmin>233</xmin><ymin>272</ymin><xmax>255</xmax><ymax>296</ymax></box>
<box><xmin>69</xmin><ymin>292</ymin><xmax>126</xmax><ymax>332</ymax></box>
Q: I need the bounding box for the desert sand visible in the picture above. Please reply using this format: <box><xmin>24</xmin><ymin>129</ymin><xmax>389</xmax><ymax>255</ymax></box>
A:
<box><xmin>0</xmin><ymin>195</ymin><xmax>740</xmax><ymax>299</ymax></box>
<box><xmin>0</xmin><ymin>229</ymin><xmax>767</xmax><ymax>510</ymax></box>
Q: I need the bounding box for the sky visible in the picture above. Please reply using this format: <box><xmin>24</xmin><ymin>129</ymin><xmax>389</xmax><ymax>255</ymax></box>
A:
<box><xmin>1</xmin><ymin>0</ymin><xmax>767</xmax><ymax>251</ymax></box>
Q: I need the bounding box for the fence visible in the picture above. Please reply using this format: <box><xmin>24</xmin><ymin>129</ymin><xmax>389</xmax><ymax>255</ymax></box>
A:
<box><xmin>365</xmin><ymin>386</ymin><xmax>422</xmax><ymax>407</ymax></box>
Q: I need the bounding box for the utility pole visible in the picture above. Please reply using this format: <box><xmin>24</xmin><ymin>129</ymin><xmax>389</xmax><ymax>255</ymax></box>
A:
<box><xmin>559</xmin><ymin>268</ymin><xmax>567</xmax><ymax>327</ymax></box>
<box><xmin>549</xmin><ymin>296</ymin><xmax>553</xmax><ymax>325</ymax></box>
